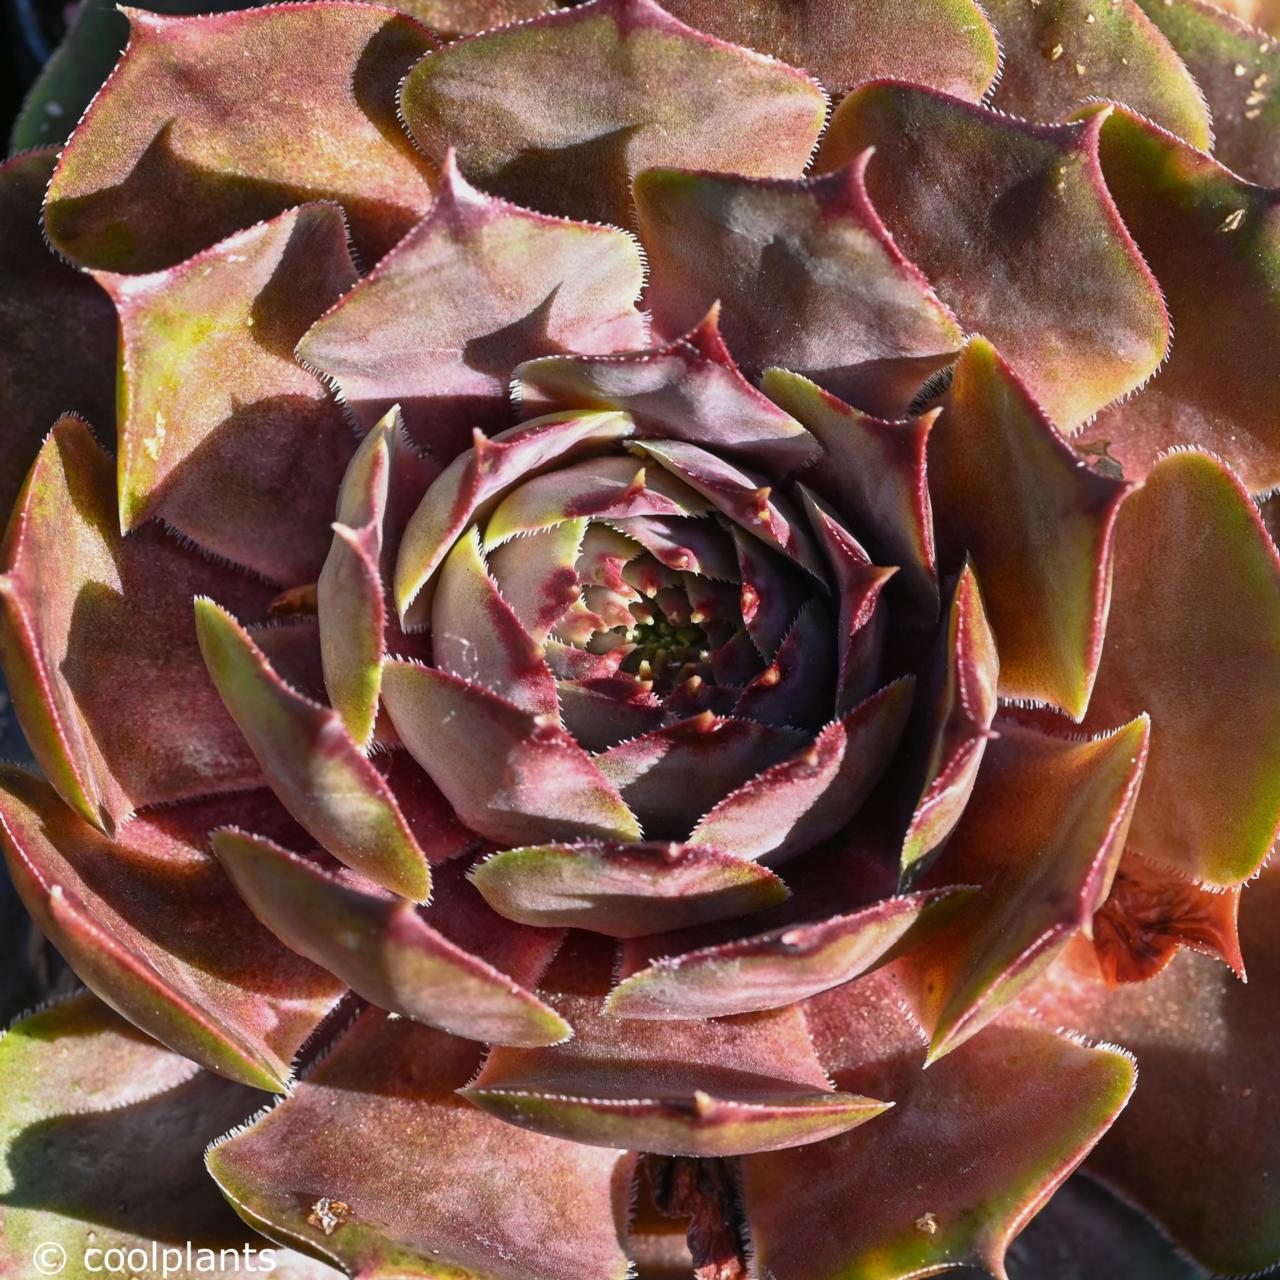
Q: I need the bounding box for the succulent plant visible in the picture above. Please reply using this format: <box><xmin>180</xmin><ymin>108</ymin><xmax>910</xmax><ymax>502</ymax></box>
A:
<box><xmin>3</xmin><ymin>0</ymin><xmax>1280</xmax><ymax>1276</ymax></box>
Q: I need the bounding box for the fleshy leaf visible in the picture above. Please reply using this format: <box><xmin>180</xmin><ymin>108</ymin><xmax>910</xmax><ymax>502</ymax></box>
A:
<box><xmin>470</xmin><ymin>840</ymin><xmax>789</xmax><ymax>936</ymax></box>
<box><xmin>658</xmin><ymin>0</ymin><xmax>998</xmax><ymax>98</ymax></box>
<box><xmin>195</xmin><ymin>599</ymin><xmax>431</xmax><ymax>900</ymax></box>
<box><xmin>381</xmin><ymin>660</ymin><xmax>642</xmax><ymax>844</ymax></box>
<box><xmin>1086</xmin><ymin>106</ymin><xmax>1280</xmax><ymax>492</ymax></box>
<box><xmin>689</xmin><ymin>679</ymin><xmax>914</xmax><ymax>863</ymax></box>
<box><xmin>595</xmin><ymin>714</ymin><xmax>807</xmax><ymax>840</ymax></box>
<box><xmin>984</xmin><ymin>0</ymin><xmax>1211</xmax><ymax>148</ymax></box>
<box><xmin>212</xmin><ymin>829</ymin><xmax>568</xmax><ymax>1046</ymax></box>
<box><xmin>102</xmin><ymin>204</ymin><xmax>358</xmax><ymax>583</ymax></box>
<box><xmin>895</xmin><ymin>714</ymin><xmax>1149</xmax><ymax>1062</ymax></box>
<box><xmin>899</xmin><ymin>564</ymin><xmax>999</xmax><ymax>881</ymax></box>
<box><xmin>0</xmin><ymin>994</ymin><xmax>333</xmax><ymax>1278</ymax></box>
<box><xmin>316</xmin><ymin>410</ymin><xmax>413</xmax><ymax>748</ymax></box>
<box><xmin>817</xmin><ymin>83</ymin><xmax>1170</xmax><ymax>429</ymax></box>
<box><xmin>297</xmin><ymin>153</ymin><xmax>646</xmax><ymax>457</ymax></box>
<box><xmin>635</xmin><ymin>159</ymin><xmax>961</xmax><ymax>419</ymax></box>
<box><xmin>45</xmin><ymin>2</ymin><xmax>436</xmax><ymax>271</ymax></box>
<box><xmin>514</xmin><ymin>308</ymin><xmax>821</xmax><ymax>476</ymax></box>
<box><xmin>0</xmin><ymin>149</ymin><xmax>115</xmax><ymax>520</ymax></box>
<box><xmin>1135</xmin><ymin>0</ymin><xmax>1280</xmax><ymax>185</ymax></box>
<box><xmin>0</xmin><ymin>771</ymin><xmax>343</xmax><ymax>1091</ymax></box>
<box><xmin>464</xmin><ymin>995</ymin><xmax>889</xmax><ymax>1157</ymax></box>
<box><xmin>1081</xmin><ymin>450</ymin><xmax>1280</xmax><ymax>885</ymax></box>
<box><xmin>763</xmin><ymin>369</ymin><xmax>939</xmax><ymax>622</ymax></box>
<box><xmin>0</xmin><ymin>417</ymin><xmax>276</xmax><ymax>832</ymax></box>
<box><xmin>1025</xmin><ymin>867</ymin><xmax>1280</xmax><ymax>1275</ymax></box>
<box><xmin>931</xmin><ymin>338</ymin><xmax>1130</xmax><ymax>719</ymax></box>
<box><xmin>394</xmin><ymin>410</ymin><xmax>633</xmax><ymax>620</ymax></box>
<box><xmin>482</xmin><ymin>456</ymin><xmax>711</xmax><ymax>547</ymax></box>
<box><xmin>740</xmin><ymin>974</ymin><xmax>1135</xmax><ymax>1280</ymax></box>
<box><xmin>408</xmin><ymin>0</ymin><xmax>554</xmax><ymax>36</ymax></box>
<box><xmin>399</xmin><ymin>0</ymin><xmax>828</xmax><ymax>229</ymax></box>
<box><xmin>606</xmin><ymin>886</ymin><xmax>964</xmax><ymax>1020</ymax></box>
<box><xmin>433</xmin><ymin>527</ymin><xmax>559</xmax><ymax>717</ymax></box>
<box><xmin>208</xmin><ymin>1008</ymin><xmax>634</xmax><ymax>1280</ymax></box>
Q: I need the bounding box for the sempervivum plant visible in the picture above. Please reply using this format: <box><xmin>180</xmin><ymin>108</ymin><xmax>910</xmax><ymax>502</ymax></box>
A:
<box><xmin>3</xmin><ymin>0</ymin><xmax>1280</xmax><ymax>1276</ymax></box>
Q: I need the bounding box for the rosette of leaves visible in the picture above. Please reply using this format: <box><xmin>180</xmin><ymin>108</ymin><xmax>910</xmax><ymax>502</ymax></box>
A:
<box><xmin>2</xmin><ymin>1</ymin><xmax>1280</xmax><ymax>1277</ymax></box>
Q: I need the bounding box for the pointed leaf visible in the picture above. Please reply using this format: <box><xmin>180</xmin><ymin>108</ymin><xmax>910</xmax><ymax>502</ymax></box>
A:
<box><xmin>433</xmin><ymin>528</ymin><xmax>559</xmax><ymax>716</ymax></box>
<box><xmin>298</xmin><ymin>154</ymin><xmax>645</xmax><ymax>456</ymax></box>
<box><xmin>0</xmin><ymin>994</ymin><xmax>333</xmax><ymax>1278</ymax></box>
<box><xmin>896</xmin><ymin>714</ymin><xmax>1149</xmax><ymax>1062</ymax></box>
<box><xmin>763</xmin><ymin>369</ymin><xmax>939</xmax><ymax>622</ymax></box>
<box><xmin>931</xmin><ymin>338</ymin><xmax>1130</xmax><ymax>719</ymax></box>
<box><xmin>636</xmin><ymin>159</ymin><xmax>961</xmax><ymax>419</ymax></box>
<box><xmin>317</xmin><ymin>413</ymin><xmax>401</xmax><ymax>748</ymax></box>
<box><xmin>399</xmin><ymin>0</ymin><xmax>828</xmax><ymax>229</ymax></box>
<box><xmin>984</xmin><ymin>0</ymin><xmax>1210</xmax><ymax>148</ymax></box>
<box><xmin>607</xmin><ymin>886</ymin><xmax>964</xmax><ymax>1020</ymax></box>
<box><xmin>1082</xmin><ymin>450</ymin><xmax>1280</xmax><ymax>885</ymax></box>
<box><xmin>381</xmin><ymin>659</ymin><xmax>642</xmax><ymax>844</ymax></box>
<box><xmin>45</xmin><ymin>3</ymin><xmax>436</xmax><ymax>271</ymax></box>
<box><xmin>102</xmin><ymin>204</ymin><xmax>358</xmax><ymax>583</ymax></box>
<box><xmin>465</xmin><ymin>995</ymin><xmax>889</xmax><ymax>1157</ymax></box>
<box><xmin>487</xmin><ymin>519</ymin><xmax>591</xmax><ymax>641</ymax></box>
<box><xmin>818</xmin><ymin>84</ymin><xmax>1170</xmax><ymax>429</ymax></box>
<box><xmin>900</xmin><ymin>564</ymin><xmax>1000</xmax><ymax>880</ymax></box>
<box><xmin>0</xmin><ymin>772</ymin><xmax>344</xmax><ymax>1091</ymax></box>
<box><xmin>0</xmin><ymin>417</ymin><xmax>276</xmax><ymax>832</ymax></box>
<box><xmin>212</xmin><ymin>830</ymin><xmax>568</xmax><ymax>1046</ymax></box>
<box><xmin>208</xmin><ymin>1008</ymin><xmax>634</xmax><ymax>1280</ymax></box>
<box><xmin>741</xmin><ymin>974</ymin><xmax>1135</xmax><ymax>1280</ymax></box>
<box><xmin>394</xmin><ymin>410</ymin><xmax>633</xmax><ymax>619</ymax></box>
<box><xmin>0</xmin><ymin>149</ymin><xmax>115</xmax><ymax>520</ymax></box>
<box><xmin>596</xmin><ymin>714</ymin><xmax>807</xmax><ymax>840</ymax></box>
<box><xmin>691</xmin><ymin>679</ymin><xmax>914</xmax><ymax>863</ymax></box>
<box><xmin>659</xmin><ymin>0</ymin><xmax>998</xmax><ymax>98</ymax></box>
<box><xmin>515</xmin><ymin>308</ymin><xmax>821</xmax><ymax>476</ymax></box>
<box><xmin>1087</xmin><ymin>106</ymin><xmax>1280</xmax><ymax>492</ymax></box>
<box><xmin>195</xmin><ymin>599</ymin><xmax>431</xmax><ymax>900</ymax></box>
<box><xmin>471</xmin><ymin>840</ymin><xmax>789</xmax><ymax>936</ymax></box>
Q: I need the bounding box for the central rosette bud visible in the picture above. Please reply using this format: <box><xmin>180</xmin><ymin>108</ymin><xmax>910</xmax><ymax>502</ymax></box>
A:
<box><xmin>380</xmin><ymin>400</ymin><xmax>914</xmax><ymax>937</ymax></box>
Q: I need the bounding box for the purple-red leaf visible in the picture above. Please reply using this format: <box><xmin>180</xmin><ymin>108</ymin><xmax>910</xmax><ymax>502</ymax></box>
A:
<box><xmin>208</xmin><ymin>1008</ymin><xmax>634</xmax><ymax>1280</ymax></box>
<box><xmin>1081</xmin><ymin>450</ymin><xmax>1280</xmax><ymax>885</ymax></box>
<box><xmin>741</xmin><ymin>973</ymin><xmax>1135</xmax><ymax>1280</ymax></box>
<box><xmin>894</xmin><ymin>714</ymin><xmax>1149</xmax><ymax>1062</ymax></box>
<box><xmin>195</xmin><ymin>599</ymin><xmax>432</xmax><ymax>900</ymax></box>
<box><xmin>635</xmin><ymin>158</ymin><xmax>961</xmax><ymax>419</ymax></box>
<box><xmin>212</xmin><ymin>829</ymin><xmax>569</xmax><ymax>1046</ymax></box>
<box><xmin>0</xmin><ymin>772</ymin><xmax>343</xmax><ymax>1091</ymax></box>
<box><xmin>470</xmin><ymin>840</ymin><xmax>789</xmax><ymax>937</ymax></box>
<box><xmin>1086</xmin><ymin>106</ymin><xmax>1280</xmax><ymax>492</ymax></box>
<box><xmin>297</xmin><ymin>153</ymin><xmax>646</xmax><ymax>458</ymax></box>
<box><xmin>399</xmin><ymin>0</ymin><xmax>828</xmax><ymax>229</ymax></box>
<box><xmin>931</xmin><ymin>338</ymin><xmax>1130</xmax><ymax>719</ymax></box>
<box><xmin>464</xmin><ymin>995</ymin><xmax>889</xmax><ymax>1156</ymax></box>
<box><xmin>659</xmin><ymin>0</ymin><xmax>999</xmax><ymax>98</ymax></box>
<box><xmin>515</xmin><ymin>307</ymin><xmax>821</xmax><ymax>477</ymax></box>
<box><xmin>101</xmin><ymin>203</ymin><xmax>358</xmax><ymax>583</ymax></box>
<box><xmin>45</xmin><ymin>2</ymin><xmax>436</xmax><ymax>270</ymax></box>
<box><xmin>817</xmin><ymin>84</ymin><xmax>1170</xmax><ymax>429</ymax></box>
<box><xmin>381</xmin><ymin>660</ymin><xmax>643</xmax><ymax>844</ymax></box>
<box><xmin>0</xmin><ymin>417</ymin><xmax>276</xmax><ymax>832</ymax></box>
